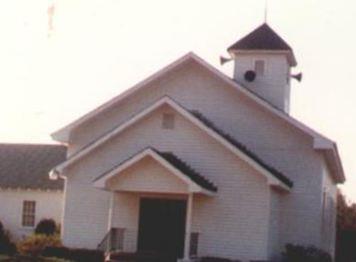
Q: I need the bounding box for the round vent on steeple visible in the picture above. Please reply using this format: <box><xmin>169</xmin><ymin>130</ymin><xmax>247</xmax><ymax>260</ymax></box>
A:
<box><xmin>244</xmin><ymin>70</ymin><xmax>256</xmax><ymax>82</ymax></box>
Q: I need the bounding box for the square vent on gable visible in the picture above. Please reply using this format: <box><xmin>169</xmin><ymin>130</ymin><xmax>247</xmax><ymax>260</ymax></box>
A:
<box><xmin>162</xmin><ymin>113</ymin><xmax>175</xmax><ymax>129</ymax></box>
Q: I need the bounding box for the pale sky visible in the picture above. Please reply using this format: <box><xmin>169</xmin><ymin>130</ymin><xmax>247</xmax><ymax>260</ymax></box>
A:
<box><xmin>0</xmin><ymin>0</ymin><xmax>355</xmax><ymax>201</ymax></box>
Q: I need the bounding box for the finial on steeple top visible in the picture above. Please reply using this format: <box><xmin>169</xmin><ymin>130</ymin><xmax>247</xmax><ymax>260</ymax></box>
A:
<box><xmin>264</xmin><ymin>0</ymin><xmax>268</xmax><ymax>23</ymax></box>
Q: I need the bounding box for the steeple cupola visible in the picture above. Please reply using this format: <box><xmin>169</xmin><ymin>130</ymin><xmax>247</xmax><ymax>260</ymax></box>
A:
<box><xmin>227</xmin><ymin>23</ymin><xmax>297</xmax><ymax>113</ymax></box>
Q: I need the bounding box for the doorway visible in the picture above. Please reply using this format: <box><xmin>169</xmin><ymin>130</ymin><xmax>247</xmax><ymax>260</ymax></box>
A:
<box><xmin>137</xmin><ymin>198</ymin><xmax>187</xmax><ymax>260</ymax></box>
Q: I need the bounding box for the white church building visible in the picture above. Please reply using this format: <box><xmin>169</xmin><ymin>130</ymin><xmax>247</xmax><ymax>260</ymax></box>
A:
<box><xmin>50</xmin><ymin>24</ymin><xmax>345</xmax><ymax>261</ymax></box>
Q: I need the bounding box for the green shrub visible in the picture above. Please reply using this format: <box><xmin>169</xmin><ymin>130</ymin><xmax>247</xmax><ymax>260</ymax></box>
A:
<box><xmin>35</xmin><ymin>219</ymin><xmax>57</xmax><ymax>236</ymax></box>
<box><xmin>282</xmin><ymin>244</ymin><xmax>332</xmax><ymax>262</ymax></box>
<box><xmin>17</xmin><ymin>234</ymin><xmax>62</xmax><ymax>257</ymax></box>
<box><xmin>42</xmin><ymin>246</ymin><xmax>104</xmax><ymax>262</ymax></box>
<box><xmin>0</xmin><ymin>221</ymin><xmax>16</xmax><ymax>255</ymax></box>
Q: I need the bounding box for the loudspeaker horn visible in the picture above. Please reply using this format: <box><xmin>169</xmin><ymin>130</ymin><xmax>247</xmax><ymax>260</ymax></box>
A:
<box><xmin>291</xmin><ymin>72</ymin><xmax>303</xmax><ymax>82</ymax></box>
<box><xmin>220</xmin><ymin>56</ymin><xmax>232</xmax><ymax>65</ymax></box>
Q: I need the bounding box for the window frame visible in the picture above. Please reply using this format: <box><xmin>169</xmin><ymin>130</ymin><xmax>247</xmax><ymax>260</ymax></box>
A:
<box><xmin>22</xmin><ymin>200</ymin><xmax>36</xmax><ymax>228</ymax></box>
<box><xmin>254</xmin><ymin>59</ymin><xmax>266</xmax><ymax>76</ymax></box>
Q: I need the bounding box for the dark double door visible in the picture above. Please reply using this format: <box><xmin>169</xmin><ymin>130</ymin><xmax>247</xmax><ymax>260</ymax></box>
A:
<box><xmin>137</xmin><ymin>198</ymin><xmax>187</xmax><ymax>260</ymax></box>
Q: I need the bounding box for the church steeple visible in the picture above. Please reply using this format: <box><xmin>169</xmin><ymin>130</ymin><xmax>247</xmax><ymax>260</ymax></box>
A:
<box><xmin>228</xmin><ymin>23</ymin><xmax>296</xmax><ymax>66</ymax></box>
<box><xmin>227</xmin><ymin>24</ymin><xmax>297</xmax><ymax>113</ymax></box>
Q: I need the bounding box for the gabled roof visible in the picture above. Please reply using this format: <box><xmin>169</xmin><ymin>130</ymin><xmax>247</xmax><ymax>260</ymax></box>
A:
<box><xmin>53</xmin><ymin>96</ymin><xmax>292</xmax><ymax>190</ymax></box>
<box><xmin>157</xmin><ymin>150</ymin><xmax>217</xmax><ymax>192</ymax></box>
<box><xmin>50</xmin><ymin>53</ymin><xmax>326</xmax><ymax>144</ymax></box>
<box><xmin>0</xmin><ymin>143</ymin><xmax>66</xmax><ymax>190</ymax></box>
<box><xmin>228</xmin><ymin>23</ymin><xmax>292</xmax><ymax>51</ymax></box>
<box><xmin>51</xmin><ymin>52</ymin><xmax>344</xmax><ymax>183</ymax></box>
<box><xmin>93</xmin><ymin>147</ymin><xmax>217</xmax><ymax>194</ymax></box>
<box><xmin>227</xmin><ymin>23</ymin><xmax>297</xmax><ymax>66</ymax></box>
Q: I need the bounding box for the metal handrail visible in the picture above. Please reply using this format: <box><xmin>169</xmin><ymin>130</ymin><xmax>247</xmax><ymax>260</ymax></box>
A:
<box><xmin>97</xmin><ymin>227</ymin><xmax>125</xmax><ymax>252</ymax></box>
<box><xmin>98</xmin><ymin>228</ymin><xmax>199</xmax><ymax>258</ymax></box>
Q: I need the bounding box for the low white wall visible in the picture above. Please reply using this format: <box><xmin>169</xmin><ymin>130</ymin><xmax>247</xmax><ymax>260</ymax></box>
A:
<box><xmin>0</xmin><ymin>189</ymin><xmax>63</xmax><ymax>240</ymax></box>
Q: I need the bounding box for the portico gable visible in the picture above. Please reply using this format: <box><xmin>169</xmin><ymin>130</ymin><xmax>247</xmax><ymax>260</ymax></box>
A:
<box><xmin>93</xmin><ymin>147</ymin><xmax>217</xmax><ymax>196</ymax></box>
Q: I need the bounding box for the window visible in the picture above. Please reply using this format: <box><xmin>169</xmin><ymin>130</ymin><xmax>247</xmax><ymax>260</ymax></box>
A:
<box><xmin>111</xmin><ymin>227</ymin><xmax>125</xmax><ymax>250</ymax></box>
<box><xmin>22</xmin><ymin>201</ymin><xmax>36</xmax><ymax>227</ymax></box>
<box><xmin>254</xmin><ymin>60</ymin><xmax>265</xmax><ymax>76</ymax></box>
<box><xmin>287</xmin><ymin>68</ymin><xmax>291</xmax><ymax>84</ymax></box>
<box><xmin>190</xmin><ymin>232</ymin><xmax>199</xmax><ymax>257</ymax></box>
<box><xmin>322</xmin><ymin>190</ymin><xmax>328</xmax><ymax>230</ymax></box>
<box><xmin>321</xmin><ymin>190</ymin><xmax>336</xmax><ymax>249</ymax></box>
<box><xmin>162</xmin><ymin>113</ymin><xmax>175</xmax><ymax>129</ymax></box>
<box><xmin>322</xmin><ymin>190</ymin><xmax>326</xmax><ymax>216</ymax></box>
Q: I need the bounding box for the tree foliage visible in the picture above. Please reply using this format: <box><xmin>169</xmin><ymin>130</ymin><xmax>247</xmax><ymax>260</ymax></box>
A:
<box><xmin>35</xmin><ymin>219</ymin><xmax>57</xmax><ymax>236</ymax></box>
<box><xmin>282</xmin><ymin>244</ymin><xmax>332</xmax><ymax>262</ymax></box>
<box><xmin>336</xmin><ymin>190</ymin><xmax>356</xmax><ymax>262</ymax></box>
<box><xmin>0</xmin><ymin>221</ymin><xmax>17</xmax><ymax>255</ymax></box>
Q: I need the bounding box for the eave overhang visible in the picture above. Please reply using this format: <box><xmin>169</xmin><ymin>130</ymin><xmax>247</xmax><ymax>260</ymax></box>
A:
<box><xmin>51</xmin><ymin>96</ymin><xmax>292</xmax><ymax>191</ymax></box>
<box><xmin>93</xmin><ymin>148</ymin><xmax>217</xmax><ymax>196</ymax></box>
<box><xmin>50</xmin><ymin>52</ymin><xmax>344</xmax><ymax>185</ymax></box>
<box><xmin>228</xmin><ymin>49</ymin><xmax>297</xmax><ymax>67</ymax></box>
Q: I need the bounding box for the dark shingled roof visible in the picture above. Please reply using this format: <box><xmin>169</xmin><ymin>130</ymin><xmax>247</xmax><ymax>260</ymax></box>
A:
<box><xmin>0</xmin><ymin>144</ymin><xmax>66</xmax><ymax>190</ymax></box>
<box><xmin>228</xmin><ymin>23</ymin><xmax>292</xmax><ymax>52</ymax></box>
<box><xmin>94</xmin><ymin>147</ymin><xmax>217</xmax><ymax>193</ymax></box>
<box><xmin>190</xmin><ymin>110</ymin><xmax>293</xmax><ymax>188</ymax></box>
<box><xmin>155</xmin><ymin>150</ymin><xmax>217</xmax><ymax>192</ymax></box>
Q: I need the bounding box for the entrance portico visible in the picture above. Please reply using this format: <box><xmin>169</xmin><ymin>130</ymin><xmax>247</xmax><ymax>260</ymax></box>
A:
<box><xmin>93</xmin><ymin>148</ymin><xmax>217</xmax><ymax>261</ymax></box>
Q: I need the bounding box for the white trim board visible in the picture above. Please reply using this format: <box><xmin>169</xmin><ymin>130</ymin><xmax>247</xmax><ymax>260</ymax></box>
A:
<box><xmin>50</xmin><ymin>52</ymin><xmax>344</xmax><ymax>183</ymax></box>
<box><xmin>93</xmin><ymin>148</ymin><xmax>215</xmax><ymax>196</ymax></box>
<box><xmin>52</xmin><ymin>96</ymin><xmax>291</xmax><ymax>191</ymax></box>
<box><xmin>51</xmin><ymin>53</ymin><xmax>329</xmax><ymax>144</ymax></box>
